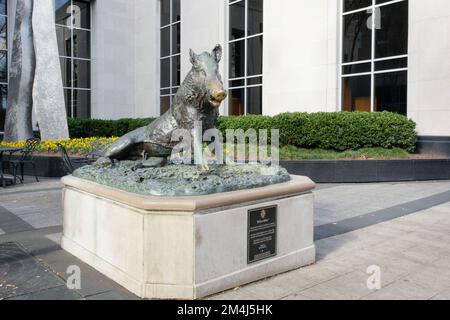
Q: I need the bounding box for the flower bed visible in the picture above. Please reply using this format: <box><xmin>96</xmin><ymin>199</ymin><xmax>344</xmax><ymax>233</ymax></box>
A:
<box><xmin>0</xmin><ymin>137</ymin><xmax>118</xmax><ymax>156</ymax></box>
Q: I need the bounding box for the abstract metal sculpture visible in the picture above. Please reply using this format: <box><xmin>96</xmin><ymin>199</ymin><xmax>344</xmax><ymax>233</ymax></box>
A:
<box><xmin>32</xmin><ymin>0</ymin><xmax>69</xmax><ymax>141</ymax></box>
<box><xmin>4</xmin><ymin>0</ymin><xmax>69</xmax><ymax>142</ymax></box>
<box><xmin>98</xmin><ymin>45</ymin><xmax>227</xmax><ymax>164</ymax></box>
<box><xmin>4</xmin><ymin>0</ymin><xmax>35</xmax><ymax>142</ymax></box>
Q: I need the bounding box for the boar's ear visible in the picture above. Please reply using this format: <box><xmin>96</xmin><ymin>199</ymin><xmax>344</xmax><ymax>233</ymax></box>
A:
<box><xmin>190</xmin><ymin>49</ymin><xmax>199</xmax><ymax>67</ymax></box>
<box><xmin>212</xmin><ymin>44</ymin><xmax>222</xmax><ymax>63</ymax></box>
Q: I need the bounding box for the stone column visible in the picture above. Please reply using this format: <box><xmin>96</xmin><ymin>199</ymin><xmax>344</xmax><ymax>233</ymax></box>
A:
<box><xmin>4</xmin><ymin>0</ymin><xmax>35</xmax><ymax>142</ymax></box>
<box><xmin>32</xmin><ymin>0</ymin><xmax>69</xmax><ymax>141</ymax></box>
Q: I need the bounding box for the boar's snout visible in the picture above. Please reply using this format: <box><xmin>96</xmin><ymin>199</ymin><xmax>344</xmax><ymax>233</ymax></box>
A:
<box><xmin>212</xmin><ymin>89</ymin><xmax>227</xmax><ymax>101</ymax></box>
<box><xmin>207</xmin><ymin>83</ymin><xmax>227</xmax><ymax>108</ymax></box>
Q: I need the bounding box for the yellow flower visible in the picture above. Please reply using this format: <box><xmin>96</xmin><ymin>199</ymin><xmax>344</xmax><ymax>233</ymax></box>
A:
<box><xmin>0</xmin><ymin>137</ymin><xmax>118</xmax><ymax>155</ymax></box>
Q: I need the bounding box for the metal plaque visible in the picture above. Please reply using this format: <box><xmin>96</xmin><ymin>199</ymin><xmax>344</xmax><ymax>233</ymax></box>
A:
<box><xmin>247</xmin><ymin>205</ymin><xmax>277</xmax><ymax>264</ymax></box>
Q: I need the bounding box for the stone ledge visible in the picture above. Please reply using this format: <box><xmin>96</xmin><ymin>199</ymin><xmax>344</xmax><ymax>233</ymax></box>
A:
<box><xmin>61</xmin><ymin>175</ymin><xmax>316</xmax><ymax>212</ymax></box>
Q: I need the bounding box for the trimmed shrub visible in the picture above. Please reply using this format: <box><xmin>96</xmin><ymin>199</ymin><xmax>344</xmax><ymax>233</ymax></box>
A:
<box><xmin>68</xmin><ymin>118</ymin><xmax>154</xmax><ymax>138</ymax></box>
<box><xmin>218</xmin><ymin>112</ymin><xmax>417</xmax><ymax>152</ymax></box>
<box><xmin>68</xmin><ymin>112</ymin><xmax>417</xmax><ymax>152</ymax></box>
<box><xmin>272</xmin><ymin>112</ymin><xmax>417</xmax><ymax>152</ymax></box>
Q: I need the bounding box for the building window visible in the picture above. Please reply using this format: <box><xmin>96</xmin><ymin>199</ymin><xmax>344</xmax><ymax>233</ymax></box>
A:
<box><xmin>55</xmin><ymin>0</ymin><xmax>91</xmax><ymax>119</ymax></box>
<box><xmin>0</xmin><ymin>0</ymin><xmax>7</xmax><ymax>131</ymax></box>
<box><xmin>228</xmin><ymin>0</ymin><xmax>263</xmax><ymax>115</ymax></box>
<box><xmin>160</xmin><ymin>0</ymin><xmax>181</xmax><ymax>115</ymax></box>
<box><xmin>341</xmin><ymin>0</ymin><xmax>408</xmax><ymax>115</ymax></box>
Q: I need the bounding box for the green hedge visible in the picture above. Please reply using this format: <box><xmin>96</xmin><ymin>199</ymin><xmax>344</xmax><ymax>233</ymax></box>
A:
<box><xmin>218</xmin><ymin>112</ymin><xmax>417</xmax><ymax>152</ymax></box>
<box><xmin>68</xmin><ymin>118</ymin><xmax>154</xmax><ymax>138</ymax></box>
<box><xmin>68</xmin><ymin>112</ymin><xmax>417</xmax><ymax>152</ymax></box>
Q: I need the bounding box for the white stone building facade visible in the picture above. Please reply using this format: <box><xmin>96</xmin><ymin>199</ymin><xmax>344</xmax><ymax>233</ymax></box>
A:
<box><xmin>1</xmin><ymin>0</ymin><xmax>449</xmax><ymax>149</ymax></box>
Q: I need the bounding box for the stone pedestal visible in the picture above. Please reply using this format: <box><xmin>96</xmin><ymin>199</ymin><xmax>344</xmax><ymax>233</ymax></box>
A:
<box><xmin>61</xmin><ymin>175</ymin><xmax>316</xmax><ymax>300</ymax></box>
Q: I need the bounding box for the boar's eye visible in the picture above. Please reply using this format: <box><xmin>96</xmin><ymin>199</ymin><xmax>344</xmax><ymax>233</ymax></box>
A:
<box><xmin>197</xmin><ymin>68</ymin><xmax>206</xmax><ymax>78</ymax></box>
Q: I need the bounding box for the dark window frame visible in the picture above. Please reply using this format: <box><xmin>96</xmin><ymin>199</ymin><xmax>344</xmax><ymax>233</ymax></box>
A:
<box><xmin>228</xmin><ymin>0</ymin><xmax>264</xmax><ymax>116</ymax></box>
<box><xmin>55</xmin><ymin>0</ymin><xmax>92</xmax><ymax>119</ymax></box>
<box><xmin>160</xmin><ymin>0</ymin><xmax>181</xmax><ymax>115</ymax></box>
<box><xmin>341</xmin><ymin>0</ymin><xmax>409</xmax><ymax>115</ymax></box>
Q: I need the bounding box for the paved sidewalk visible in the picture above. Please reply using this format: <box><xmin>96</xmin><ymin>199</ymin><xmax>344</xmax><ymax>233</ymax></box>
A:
<box><xmin>0</xmin><ymin>178</ymin><xmax>449</xmax><ymax>300</ymax></box>
<box><xmin>210</xmin><ymin>201</ymin><xmax>450</xmax><ymax>300</ymax></box>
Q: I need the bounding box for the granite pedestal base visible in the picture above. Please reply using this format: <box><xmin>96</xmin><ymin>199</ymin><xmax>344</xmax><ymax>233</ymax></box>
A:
<box><xmin>61</xmin><ymin>175</ymin><xmax>316</xmax><ymax>300</ymax></box>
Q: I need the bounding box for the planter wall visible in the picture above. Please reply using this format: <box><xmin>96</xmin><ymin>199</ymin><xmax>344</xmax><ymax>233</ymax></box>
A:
<box><xmin>6</xmin><ymin>155</ymin><xmax>83</xmax><ymax>178</ymax></box>
<box><xmin>280</xmin><ymin>159</ymin><xmax>450</xmax><ymax>183</ymax></box>
<box><xmin>417</xmin><ymin>136</ymin><xmax>450</xmax><ymax>157</ymax></box>
<box><xmin>4</xmin><ymin>156</ymin><xmax>450</xmax><ymax>183</ymax></box>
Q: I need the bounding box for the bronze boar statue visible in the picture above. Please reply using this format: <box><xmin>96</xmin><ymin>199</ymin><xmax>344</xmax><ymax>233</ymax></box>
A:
<box><xmin>97</xmin><ymin>45</ymin><xmax>227</xmax><ymax>167</ymax></box>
